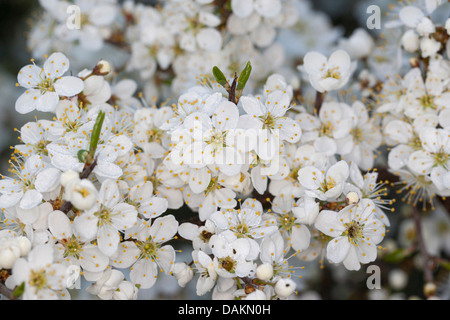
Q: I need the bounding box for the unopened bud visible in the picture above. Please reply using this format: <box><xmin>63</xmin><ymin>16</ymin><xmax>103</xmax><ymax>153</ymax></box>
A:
<box><xmin>17</xmin><ymin>236</ymin><xmax>31</xmax><ymax>257</ymax></box>
<box><xmin>94</xmin><ymin>59</ymin><xmax>111</xmax><ymax>76</ymax></box>
<box><xmin>0</xmin><ymin>241</ymin><xmax>20</xmax><ymax>269</ymax></box>
<box><xmin>60</xmin><ymin>170</ymin><xmax>80</xmax><ymax>187</ymax></box>
<box><xmin>423</xmin><ymin>282</ymin><xmax>437</xmax><ymax>297</ymax></box>
<box><xmin>346</xmin><ymin>191</ymin><xmax>360</xmax><ymax>205</ymax></box>
<box><xmin>274</xmin><ymin>278</ymin><xmax>296</xmax><ymax>298</ymax></box>
<box><xmin>409</xmin><ymin>57</ymin><xmax>420</xmax><ymax>69</ymax></box>
<box><xmin>256</xmin><ymin>263</ymin><xmax>274</xmax><ymax>281</ymax></box>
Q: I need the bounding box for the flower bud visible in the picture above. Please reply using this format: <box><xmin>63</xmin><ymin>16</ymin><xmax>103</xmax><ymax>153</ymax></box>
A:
<box><xmin>256</xmin><ymin>263</ymin><xmax>274</xmax><ymax>281</ymax></box>
<box><xmin>388</xmin><ymin>268</ymin><xmax>408</xmax><ymax>290</ymax></box>
<box><xmin>346</xmin><ymin>191</ymin><xmax>360</xmax><ymax>205</ymax></box>
<box><xmin>420</xmin><ymin>37</ymin><xmax>441</xmax><ymax>58</ymax></box>
<box><xmin>94</xmin><ymin>59</ymin><xmax>111</xmax><ymax>76</ymax></box>
<box><xmin>274</xmin><ymin>278</ymin><xmax>296</xmax><ymax>298</ymax></box>
<box><xmin>17</xmin><ymin>236</ymin><xmax>31</xmax><ymax>257</ymax></box>
<box><xmin>424</xmin><ymin>282</ymin><xmax>437</xmax><ymax>297</ymax></box>
<box><xmin>401</xmin><ymin>30</ymin><xmax>420</xmax><ymax>52</ymax></box>
<box><xmin>171</xmin><ymin>262</ymin><xmax>194</xmax><ymax>287</ymax></box>
<box><xmin>60</xmin><ymin>170</ymin><xmax>80</xmax><ymax>187</ymax></box>
<box><xmin>0</xmin><ymin>240</ymin><xmax>21</xmax><ymax>269</ymax></box>
<box><xmin>68</xmin><ymin>179</ymin><xmax>99</xmax><ymax>211</ymax></box>
<box><xmin>445</xmin><ymin>18</ymin><xmax>450</xmax><ymax>35</ymax></box>
<box><xmin>113</xmin><ymin>281</ymin><xmax>139</xmax><ymax>300</ymax></box>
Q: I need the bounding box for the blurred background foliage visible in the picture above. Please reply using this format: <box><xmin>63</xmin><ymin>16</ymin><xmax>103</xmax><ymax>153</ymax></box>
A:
<box><xmin>0</xmin><ymin>0</ymin><xmax>374</xmax><ymax>166</ymax></box>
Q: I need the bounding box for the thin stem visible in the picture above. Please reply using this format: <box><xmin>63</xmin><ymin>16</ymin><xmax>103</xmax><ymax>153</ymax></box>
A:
<box><xmin>314</xmin><ymin>91</ymin><xmax>326</xmax><ymax>114</ymax></box>
<box><xmin>228</xmin><ymin>73</ymin><xmax>238</xmax><ymax>104</ymax></box>
<box><xmin>412</xmin><ymin>206</ymin><xmax>433</xmax><ymax>284</ymax></box>
<box><xmin>0</xmin><ymin>282</ymin><xmax>18</xmax><ymax>300</ymax></box>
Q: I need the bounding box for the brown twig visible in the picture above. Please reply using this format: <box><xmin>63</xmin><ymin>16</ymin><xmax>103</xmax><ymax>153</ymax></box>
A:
<box><xmin>0</xmin><ymin>282</ymin><xmax>18</xmax><ymax>300</ymax></box>
<box><xmin>314</xmin><ymin>91</ymin><xmax>326</xmax><ymax>114</ymax></box>
<box><xmin>228</xmin><ymin>73</ymin><xmax>238</xmax><ymax>104</ymax></box>
<box><xmin>412</xmin><ymin>206</ymin><xmax>433</xmax><ymax>284</ymax></box>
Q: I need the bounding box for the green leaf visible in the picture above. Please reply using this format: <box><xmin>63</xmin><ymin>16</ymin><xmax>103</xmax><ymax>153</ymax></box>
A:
<box><xmin>384</xmin><ymin>248</ymin><xmax>410</xmax><ymax>263</ymax></box>
<box><xmin>236</xmin><ymin>61</ymin><xmax>252</xmax><ymax>92</ymax></box>
<box><xmin>212</xmin><ymin>66</ymin><xmax>230</xmax><ymax>90</ymax></box>
<box><xmin>12</xmin><ymin>282</ymin><xmax>25</xmax><ymax>298</ymax></box>
<box><xmin>87</xmin><ymin>110</ymin><xmax>106</xmax><ymax>163</ymax></box>
<box><xmin>439</xmin><ymin>260</ymin><xmax>450</xmax><ymax>271</ymax></box>
<box><xmin>77</xmin><ymin>149</ymin><xmax>89</xmax><ymax>163</ymax></box>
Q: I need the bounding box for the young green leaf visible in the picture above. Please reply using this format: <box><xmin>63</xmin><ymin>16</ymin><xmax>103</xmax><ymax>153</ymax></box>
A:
<box><xmin>87</xmin><ymin>110</ymin><xmax>105</xmax><ymax>164</ymax></box>
<box><xmin>212</xmin><ymin>66</ymin><xmax>231</xmax><ymax>91</ymax></box>
<box><xmin>77</xmin><ymin>149</ymin><xmax>89</xmax><ymax>163</ymax></box>
<box><xmin>237</xmin><ymin>61</ymin><xmax>252</xmax><ymax>92</ymax></box>
<box><xmin>12</xmin><ymin>282</ymin><xmax>25</xmax><ymax>298</ymax></box>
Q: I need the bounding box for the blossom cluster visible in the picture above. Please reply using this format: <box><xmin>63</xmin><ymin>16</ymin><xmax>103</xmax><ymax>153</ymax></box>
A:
<box><xmin>0</xmin><ymin>0</ymin><xmax>449</xmax><ymax>301</ymax></box>
<box><xmin>31</xmin><ymin>0</ymin><xmax>302</xmax><ymax>100</ymax></box>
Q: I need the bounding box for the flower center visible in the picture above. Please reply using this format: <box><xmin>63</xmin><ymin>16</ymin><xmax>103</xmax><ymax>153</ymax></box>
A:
<box><xmin>350</xmin><ymin>127</ymin><xmax>363</xmax><ymax>143</ymax></box>
<box><xmin>433</xmin><ymin>150</ymin><xmax>449</xmax><ymax>167</ymax></box>
<box><xmin>260</xmin><ymin>113</ymin><xmax>277</xmax><ymax>130</ymax></box>
<box><xmin>407</xmin><ymin>134</ymin><xmax>422</xmax><ymax>151</ymax></box>
<box><xmin>29</xmin><ymin>269</ymin><xmax>48</xmax><ymax>291</ymax></box>
<box><xmin>62</xmin><ymin>236</ymin><xmax>82</xmax><ymax>259</ymax></box>
<box><xmin>200</xmin><ymin>229</ymin><xmax>213</xmax><ymax>242</ymax></box>
<box><xmin>234</xmin><ymin>222</ymin><xmax>250</xmax><ymax>237</ymax></box>
<box><xmin>418</xmin><ymin>94</ymin><xmax>436</xmax><ymax>110</ymax></box>
<box><xmin>343</xmin><ymin>221</ymin><xmax>364</xmax><ymax>244</ymax></box>
<box><xmin>95</xmin><ymin>206</ymin><xmax>111</xmax><ymax>225</ymax></box>
<box><xmin>323</xmin><ymin>67</ymin><xmax>341</xmax><ymax>79</ymax></box>
<box><xmin>319</xmin><ymin>121</ymin><xmax>334</xmax><ymax>137</ymax></box>
<box><xmin>38</xmin><ymin>78</ymin><xmax>55</xmax><ymax>94</ymax></box>
<box><xmin>288</xmin><ymin>166</ymin><xmax>301</xmax><ymax>182</ymax></box>
<box><xmin>278</xmin><ymin>212</ymin><xmax>297</xmax><ymax>233</ymax></box>
<box><xmin>206</xmin><ymin>129</ymin><xmax>227</xmax><ymax>148</ymax></box>
<box><xmin>320</xmin><ymin>177</ymin><xmax>336</xmax><ymax>192</ymax></box>
<box><xmin>137</xmin><ymin>239</ymin><xmax>158</xmax><ymax>259</ymax></box>
<box><xmin>147</xmin><ymin>127</ymin><xmax>164</xmax><ymax>143</ymax></box>
<box><xmin>205</xmin><ymin>176</ymin><xmax>219</xmax><ymax>195</ymax></box>
<box><xmin>219</xmin><ymin>256</ymin><xmax>235</xmax><ymax>273</ymax></box>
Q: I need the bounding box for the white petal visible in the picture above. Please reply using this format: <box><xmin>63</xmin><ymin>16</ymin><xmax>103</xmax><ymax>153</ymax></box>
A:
<box><xmin>97</xmin><ymin>224</ymin><xmax>120</xmax><ymax>256</ymax></box>
<box><xmin>314</xmin><ymin>210</ymin><xmax>346</xmax><ymax>237</ymax></box>
<box><xmin>196</xmin><ymin>28</ymin><xmax>222</xmax><ymax>52</ymax></box>
<box><xmin>17</xmin><ymin>64</ymin><xmax>41</xmax><ymax>88</ymax></box>
<box><xmin>79</xmin><ymin>244</ymin><xmax>109</xmax><ymax>272</ymax></box>
<box><xmin>19</xmin><ymin>189</ymin><xmax>43</xmax><ymax>210</ymax></box>
<box><xmin>177</xmin><ymin>223</ymin><xmax>199</xmax><ymax>241</ymax></box>
<box><xmin>149</xmin><ymin>215</ymin><xmax>179</xmax><ymax>243</ymax></box>
<box><xmin>111</xmin><ymin>203</ymin><xmax>137</xmax><ymax>231</ymax></box>
<box><xmin>73</xmin><ymin>213</ymin><xmax>98</xmax><ymax>242</ymax></box>
<box><xmin>290</xmin><ymin>224</ymin><xmax>311</xmax><ymax>251</ymax></box>
<box><xmin>15</xmin><ymin>89</ymin><xmax>40</xmax><ymax>114</ymax></box>
<box><xmin>43</xmin><ymin>52</ymin><xmax>70</xmax><ymax>79</ymax></box>
<box><xmin>130</xmin><ymin>259</ymin><xmax>157</xmax><ymax>289</ymax></box>
<box><xmin>35</xmin><ymin>168</ymin><xmax>61</xmax><ymax>193</ymax></box>
<box><xmin>326</xmin><ymin>236</ymin><xmax>351</xmax><ymax>264</ymax></box>
<box><xmin>54</xmin><ymin>76</ymin><xmax>84</xmax><ymax>97</ymax></box>
<box><xmin>213</xmin><ymin>101</ymin><xmax>239</xmax><ymax>131</ymax></box>
<box><xmin>254</xmin><ymin>0</ymin><xmax>281</xmax><ymax>18</ymax></box>
<box><xmin>399</xmin><ymin>6</ymin><xmax>425</xmax><ymax>28</ymax></box>
<box><xmin>298</xmin><ymin>166</ymin><xmax>323</xmax><ymax>190</ymax></box>
<box><xmin>240</xmin><ymin>96</ymin><xmax>265</xmax><ymax>116</ymax></box>
<box><xmin>36</xmin><ymin>91</ymin><xmax>59</xmax><ymax>112</ymax></box>
<box><xmin>48</xmin><ymin>210</ymin><xmax>73</xmax><ymax>240</ymax></box>
<box><xmin>231</xmin><ymin>0</ymin><xmax>254</xmax><ymax>18</ymax></box>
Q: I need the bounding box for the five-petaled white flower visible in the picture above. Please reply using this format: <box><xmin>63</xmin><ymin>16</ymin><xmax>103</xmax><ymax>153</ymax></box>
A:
<box><xmin>314</xmin><ymin>199</ymin><xmax>385</xmax><ymax>271</ymax></box>
<box><xmin>15</xmin><ymin>52</ymin><xmax>84</xmax><ymax>114</ymax></box>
